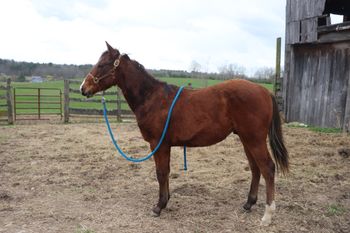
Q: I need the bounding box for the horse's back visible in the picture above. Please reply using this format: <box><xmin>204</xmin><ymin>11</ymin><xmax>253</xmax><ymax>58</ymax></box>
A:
<box><xmin>214</xmin><ymin>79</ymin><xmax>273</xmax><ymax>137</ymax></box>
<box><xmin>170</xmin><ymin>79</ymin><xmax>272</xmax><ymax>146</ymax></box>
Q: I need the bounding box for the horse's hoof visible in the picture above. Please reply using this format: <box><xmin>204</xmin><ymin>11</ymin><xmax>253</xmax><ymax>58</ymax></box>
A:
<box><xmin>151</xmin><ymin>206</ymin><xmax>161</xmax><ymax>217</ymax></box>
<box><xmin>261</xmin><ymin>201</ymin><xmax>275</xmax><ymax>226</ymax></box>
<box><xmin>261</xmin><ymin>218</ymin><xmax>271</xmax><ymax>226</ymax></box>
<box><xmin>243</xmin><ymin>203</ymin><xmax>252</xmax><ymax>211</ymax></box>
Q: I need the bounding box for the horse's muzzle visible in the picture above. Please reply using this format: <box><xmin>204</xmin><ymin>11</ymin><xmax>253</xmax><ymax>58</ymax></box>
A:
<box><xmin>81</xmin><ymin>87</ymin><xmax>93</xmax><ymax>98</ymax></box>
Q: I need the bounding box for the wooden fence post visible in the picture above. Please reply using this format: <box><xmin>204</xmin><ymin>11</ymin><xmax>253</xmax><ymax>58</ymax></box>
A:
<box><xmin>343</xmin><ymin>74</ymin><xmax>350</xmax><ymax>132</ymax></box>
<box><xmin>6</xmin><ymin>78</ymin><xmax>13</xmax><ymax>124</ymax></box>
<box><xmin>64</xmin><ymin>79</ymin><xmax>70</xmax><ymax>123</ymax></box>
<box><xmin>274</xmin><ymin>37</ymin><xmax>281</xmax><ymax>95</ymax></box>
<box><xmin>274</xmin><ymin>37</ymin><xmax>283</xmax><ymax>112</ymax></box>
<box><xmin>116</xmin><ymin>88</ymin><xmax>122</xmax><ymax>122</ymax></box>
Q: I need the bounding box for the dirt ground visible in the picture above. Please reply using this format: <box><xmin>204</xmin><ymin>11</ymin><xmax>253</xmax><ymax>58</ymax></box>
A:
<box><xmin>0</xmin><ymin>122</ymin><xmax>349</xmax><ymax>233</ymax></box>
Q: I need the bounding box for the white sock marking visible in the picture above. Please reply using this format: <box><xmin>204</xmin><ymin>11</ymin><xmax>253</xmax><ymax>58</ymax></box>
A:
<box><xmin>261</xmin><ymin>201</ymin><xmax>276</xmax><ymax>226</ymax></box>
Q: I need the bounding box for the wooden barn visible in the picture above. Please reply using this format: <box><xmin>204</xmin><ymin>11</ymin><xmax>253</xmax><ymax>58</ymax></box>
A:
<box><xmin>283</xmin><ymin>0</ymin><xmax>350</xmax><ymax>132</ymax></box>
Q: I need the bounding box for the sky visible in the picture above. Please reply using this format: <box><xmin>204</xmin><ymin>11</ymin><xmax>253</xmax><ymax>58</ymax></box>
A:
<box><xmin>0</xmin><ymin>0</ymin><xmax>287</xmax><ymax>74</ymax></box>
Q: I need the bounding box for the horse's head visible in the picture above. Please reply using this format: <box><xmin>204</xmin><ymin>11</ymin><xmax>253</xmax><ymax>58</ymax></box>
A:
<box><xmin>80</xmin><ymin>42</ymin><xmax>122</xmax><ymax>98</ymax></box>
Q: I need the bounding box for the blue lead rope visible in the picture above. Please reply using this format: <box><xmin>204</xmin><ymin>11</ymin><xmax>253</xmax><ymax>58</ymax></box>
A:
<box><xmin>102</xmin><ymin>86</ymin><xmax>187</xmax><ymax>170</ymax></box>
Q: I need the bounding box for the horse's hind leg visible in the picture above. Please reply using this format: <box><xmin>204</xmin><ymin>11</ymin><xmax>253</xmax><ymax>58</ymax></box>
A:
<box><xmin>240</xmin><ymin>136</ymin><xmax>276</xmax><ymax>226</ymax></box>
<box><xmin>242</xmin><ymin>146</ymin><xmax>261</xmax><ymax>211</ymax></box>
<box><xmin>151</xmin><ymin>145</ymin><xmax>171</xmax><ymax>217</ymax></box>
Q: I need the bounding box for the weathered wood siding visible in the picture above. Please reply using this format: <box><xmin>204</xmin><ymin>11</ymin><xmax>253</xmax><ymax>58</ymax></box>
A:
<box><xmin>286</xmin><ymin>0</ymin><xmax>326</xmax><ymax>22</ymax></box>
<box><xmin>286</xmin><ymin>0</ymin><xmax>327</xmax><ymax>44</ymax></box>
<box><xmin>284</xmin><ymin>42</ymin><xmax>350</xmax><ymax>129</ymax></box>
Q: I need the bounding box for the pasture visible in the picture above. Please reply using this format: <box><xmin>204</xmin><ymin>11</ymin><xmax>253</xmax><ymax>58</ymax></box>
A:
<box><xmin>0</xmin><ymin>122</ymin><xmax>349</xmax><ymax>233</ymax></box>
<box><xmin>0</xmin><ymin>78</ymin><xmax>273</xmax><ymax>116</ymax></box>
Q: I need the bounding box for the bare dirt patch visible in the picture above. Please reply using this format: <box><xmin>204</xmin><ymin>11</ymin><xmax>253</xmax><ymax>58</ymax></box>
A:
<box><xmin>0</xmin><ymin>123</ymin><xmax>349</xmax><ymax>233</ymax></box>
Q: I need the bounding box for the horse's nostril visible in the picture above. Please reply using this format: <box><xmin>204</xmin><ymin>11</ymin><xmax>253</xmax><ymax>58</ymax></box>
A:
<box><xmin>81</xmin><ymin>87</ymin><xmax>88</xmax><ymax>96</ymax></box>
<box><xmin>81</xmin><ymin>89</ymin><xmax>93</xmax><ymax>98</ymax></box>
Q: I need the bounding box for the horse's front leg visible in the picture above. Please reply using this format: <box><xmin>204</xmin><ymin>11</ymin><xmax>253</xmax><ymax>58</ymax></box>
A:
<box><xmin>151</xmin><ymin>145</ymin><xmax>171</xmax><ymax>216</ymax></box>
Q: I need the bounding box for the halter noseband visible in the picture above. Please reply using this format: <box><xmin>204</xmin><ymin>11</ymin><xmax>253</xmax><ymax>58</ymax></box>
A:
<box><xmin>89</xmin><ymin>54</ymin><xmax>122</xmax><ymax>84</ymax></box>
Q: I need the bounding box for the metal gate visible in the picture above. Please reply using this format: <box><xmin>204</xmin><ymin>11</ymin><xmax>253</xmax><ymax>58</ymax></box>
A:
<box><xmin>14</xmin><ymin>87</ymin><xmax>62</xmax><ymax>120</ymax></box>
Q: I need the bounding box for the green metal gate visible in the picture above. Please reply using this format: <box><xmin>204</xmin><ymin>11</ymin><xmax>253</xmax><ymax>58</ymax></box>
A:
<box><xmin>14</xmin><ymin>87</ymin><xmax>62</xmax><ymax>120</ymax></box>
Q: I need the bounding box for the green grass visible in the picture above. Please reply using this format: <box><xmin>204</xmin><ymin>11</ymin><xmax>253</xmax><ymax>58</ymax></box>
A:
<box><xmin>158</xmin><ymin>77</ymin><xmax>273</xmax><ymax>91</ymax></box>
<box><xmin>326</xmin><ymin>204</ymin><xmax>346</xmax><ymax>216</ymax></box>
<box><xmin>157</xmin><ymin>77</ymin><xmax>222</xmax><ymax>88</ymax></box>
<box><xmin>259</xmin><ymin>83</ymin><xmax>273</xmax><ymax>91</ymax></box>
<box><xmin>309</xmin><ymin>127</ymin><xmax>342</xmax><ymax>133</ymax></box>
<box><xmin>1</xmin><ymin>78</ymin><xmax>273</xmax><ymax>116</ymax></box>
<box><xmin>286</xmin><ymin>122</ymin><xmax>342</xmax><ymax>134</ymax></box>
<box><xmin>75</xmin><ymin>225</ymin><xmax>95</xmax><ymax>233</ymax></box>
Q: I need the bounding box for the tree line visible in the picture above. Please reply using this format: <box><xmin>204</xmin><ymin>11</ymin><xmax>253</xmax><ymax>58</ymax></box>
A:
<box><xmin>0</xmin><ymin>58</ymin><xmax>274</xmax><ymax>83</ymax></box>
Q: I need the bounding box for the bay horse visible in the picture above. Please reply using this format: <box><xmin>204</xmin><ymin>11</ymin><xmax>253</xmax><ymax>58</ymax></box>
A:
<box><xmin>80</xmin><ymin>42</ymin><xmax>289</xmax><ymax>226</ymax></box>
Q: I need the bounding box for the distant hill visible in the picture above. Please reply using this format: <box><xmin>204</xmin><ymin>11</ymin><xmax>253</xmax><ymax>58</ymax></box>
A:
<box><xmin>0</xmin><ymin>58</ymin><xmax>269</xmax><ymax>83</ymax></box>
<box><xmin>0</xmin><ymin>58</ymin><xmax>219</xmax><ymax>81</ymax></box>
<box><xmin>0</xmin><ymin>58</ymin><xmax>92</xmax><ymax>81</ymax></box>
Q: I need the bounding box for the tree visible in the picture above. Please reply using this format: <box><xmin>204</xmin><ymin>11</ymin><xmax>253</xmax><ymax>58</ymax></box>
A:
<box><xmin>16</xmin><ymin>74</ymin><xmax>26</xmax><ymax>82</ymax></box>
<box><xmin>218</xmin><ymin>63</ymin><xmax>246</xmax><ymax>80</ymax></box>
<box><xmin>189</xmin><ymin>60</ymin><xmax>201</xmax><ymax>73</ymax></box>
<box><xmin>254</xmin><ymin>67</ymin><xmax>274</xmax><ymax>81</ymax></box>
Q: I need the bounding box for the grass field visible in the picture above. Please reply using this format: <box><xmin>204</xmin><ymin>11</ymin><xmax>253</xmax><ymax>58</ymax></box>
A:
<box><xmin>0</xmin><ymin>78</ymin><xmax>273</xmax><ymax>116</ymax></box>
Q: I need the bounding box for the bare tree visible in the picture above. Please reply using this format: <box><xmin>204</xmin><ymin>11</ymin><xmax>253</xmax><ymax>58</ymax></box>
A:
<box><xmin>189</xmin><ymin>60</ymin><xmax>202</xmax><ymax>73</ymax></box>
<box><xmin>218</xmin><ymin>63</ymin><xmax>246</xmax><ymax>80</ymax></box>
<box><xmin>254</xmin><ymin>67</ymin><xmax>274</xmax><ymax>80</ymax></box>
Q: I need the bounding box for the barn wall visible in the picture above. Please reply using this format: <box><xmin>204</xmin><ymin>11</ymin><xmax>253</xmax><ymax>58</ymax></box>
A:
<box><xmin>286</xmin><ymin>0</ymin><xmax>326</xmax><ymax>22</ymax></box>
<box><xmin>286</xmin><ymin>0</ymin><xmax>327</xmax><ymax>44</ymax></box>
<box><xmin>284</xmin><ymin>42</ymin><xmax>350</xmax><ymax>129</ymax></box>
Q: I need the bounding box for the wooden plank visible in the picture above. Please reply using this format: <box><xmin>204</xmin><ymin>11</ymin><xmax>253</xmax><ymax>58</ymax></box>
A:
<box><xmin>0</xmin><ymin>86</ymin><xmax>7</xmax><ymax>90</ymax></box>
<box><xmin>318</xmin><ymin>30</ymin><xmax>350</xmax><ymax>44</ymax></box>
<box><xmin>64</xmin><ymin>80</ymin><xmax>70</xmax><ymax>123</ymax></box>
<box><xmin>69</xmin><ymin>88</ymin><xmax>118</xmax><ymax>96</ymax></box>
<box><xmin>342</xmin><ymin>48</ymin><xmax>350</xmax><ymax>132</ymax></box>
<box><xmin>0</xmin><ymin>95</ymin><xmax>7</xmax><ymax>100</ymax></box>
<box><xmin>68</xmin><ymin>80</ymin><xmax>83</xmax><ymax>84</ymax></box>
<box><xmin>286</xmin><ymin>43</ymin><xmax>350</xmax><ymax>128</ymax></box>
<box><xmin>289</xmin><ymin>0</ymin><xmax>326</xmax><ymax>22</ymax></box>
<box><xmin>343</xmin><ymin>71</ymin><xmax>350</xmax><ymax>132</ymax></box>
<box><xmin>318</xmin><ymin>21</ymin><xmax>350</xmax><ymax>33</ymax></box>
<box><xmin>69</xmin><ymin>108</ymin><xmax>133</xmax><ymax>116</ymax></box>
<box><xmin>300</xmin><ymin>18</ymin><xmax>318</xmax><ymax>43</ymax></box>
<box><xmin>68</xmin><ymin>97</ymin><xmax>127</xmax><ymax>104</ymax></box>
<box><xmin>69</xmin><ymin>97</ymin><xmax>114</xmax><ymax>103</ymax></box>
<box><xmin>286</xmin><ymin>0</ymin><xmax>291</xmax><ymax>23</ymax></box>
<box><xmin>286</xmin><ymin>21</ymin><xmax>300</xmax><ymax>44</ymax></box>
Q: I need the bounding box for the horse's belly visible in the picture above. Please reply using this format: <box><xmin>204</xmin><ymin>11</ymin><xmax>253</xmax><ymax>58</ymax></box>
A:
<box><xmin>175</xmin><ymin>124</ymin><xmax>232</xmax><ymax>147</ymax></box>
<box><xmin>193</xmin><ymin>130</ymin><xmax>231</xmax><ymax>146</ymax></box>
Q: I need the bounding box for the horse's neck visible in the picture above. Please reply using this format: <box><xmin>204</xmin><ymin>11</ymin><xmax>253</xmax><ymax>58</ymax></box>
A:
<box><xmin>119</xmin><ymin>62</ymin><xmax>162</xmax><ymax>113</ymax></box>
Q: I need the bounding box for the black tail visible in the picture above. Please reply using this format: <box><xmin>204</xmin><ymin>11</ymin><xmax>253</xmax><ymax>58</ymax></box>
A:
<box><xmin>269</xmin><ymin>95</ymin><xmax>289</xmax><ymax>174</ymax></box>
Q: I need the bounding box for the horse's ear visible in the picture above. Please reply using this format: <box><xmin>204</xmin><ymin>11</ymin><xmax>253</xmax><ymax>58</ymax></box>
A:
<box><xmin>105</xmin><ymin>41</ymin><xmax>115</xmax><ymax>54</ymax></box>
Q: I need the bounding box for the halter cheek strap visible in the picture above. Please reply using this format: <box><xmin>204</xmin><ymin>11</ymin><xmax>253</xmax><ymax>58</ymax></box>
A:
<box><xmin>89</xmin><ymin>54</ymin><xmax>122</xmax><ymax>84</ymax></box>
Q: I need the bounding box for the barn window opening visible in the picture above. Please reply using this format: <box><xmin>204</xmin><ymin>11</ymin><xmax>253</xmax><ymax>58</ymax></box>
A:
<box><xmin>323</xmin><ymin>0</ymin><xmax>350</xmax><ymax>24</ymax></box>
<box><xmin>330</xmin><ymin>14</ymin><xmax>344</xmax><ymax>24</ymax></box>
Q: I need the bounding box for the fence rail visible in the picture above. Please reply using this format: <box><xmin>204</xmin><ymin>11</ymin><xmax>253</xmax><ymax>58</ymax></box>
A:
<box><xmin>64</xmin><ymin>79</ymin><xmax>133</xmax><ymax>122</ymax></box>
<box><xmin>68</xmin><ymin>97</ymin><xmax>128</xmax><ymax>104</ymax></box>
<box><xmin>68</xmin><ymin>88</ymin><xmax>118</xmax><ymax>95</ymax></box>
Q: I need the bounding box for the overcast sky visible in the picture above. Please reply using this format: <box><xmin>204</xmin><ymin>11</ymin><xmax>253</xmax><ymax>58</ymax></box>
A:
<box><xmin>0</xmin><ymin>0</ymin><xmax>286</xmax><ymax>74</ymax></box>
